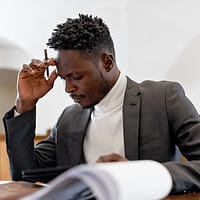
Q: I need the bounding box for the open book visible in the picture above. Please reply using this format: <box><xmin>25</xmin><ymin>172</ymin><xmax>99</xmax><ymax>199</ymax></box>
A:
<box><xmin>21</xmin><ymin>160</ymin><xmax>172</xmax><ymax>200</ymax></box>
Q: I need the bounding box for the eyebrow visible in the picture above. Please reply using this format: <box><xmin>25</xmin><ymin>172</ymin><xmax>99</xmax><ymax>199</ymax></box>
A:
<box><xmin>58</xmin><ymin>70</ymin><xmax>84</xmax><ymax>79</ymax></box>
<box><xmin>57</xmin><ymin>71</ymin><xmax>72</xmax><ymax>79</ymax></box>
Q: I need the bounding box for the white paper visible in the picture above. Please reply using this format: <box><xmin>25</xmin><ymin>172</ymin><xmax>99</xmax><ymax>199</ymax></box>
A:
<box><xmin>21</xmin><ymin>160</ymin><xmax>172</xmax><ymax>200</ymax></box>
<box><xmin>93</xmin><ymin>160</ymin><xmax>172</xmax><ymax>200</ymax></box>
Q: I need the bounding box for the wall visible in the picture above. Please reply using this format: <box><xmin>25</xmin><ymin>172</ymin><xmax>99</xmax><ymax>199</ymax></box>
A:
<box><xmin>0</xmin><ymin>0</ymin><xmax>200</xmax><ymax>135</ymax></box>
<box><xmin>0</xmin><ymin>69</ymin><xmax>17</xmax><ymax>132</ymax></box>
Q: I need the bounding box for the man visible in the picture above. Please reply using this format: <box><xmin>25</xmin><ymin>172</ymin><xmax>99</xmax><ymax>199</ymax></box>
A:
<box><xmin>3</xmin><ymin>14</ymin><xmax>200</xmax><ymax>194</ymax></box>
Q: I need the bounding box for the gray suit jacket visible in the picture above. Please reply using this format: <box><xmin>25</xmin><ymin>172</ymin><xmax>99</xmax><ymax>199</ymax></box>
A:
<box><xmin>3</xmin><ymin>77</ymin><xmax>200</xmax><ymax>194</ymax></box>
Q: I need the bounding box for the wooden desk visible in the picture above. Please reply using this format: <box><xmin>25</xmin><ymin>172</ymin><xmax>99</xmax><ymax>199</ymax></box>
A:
<box><xmin>166</xmin><ymin>192</ymin><xmax>200</xmax><ymax>200</ymax></box>
<box><xmin>0</xmin><ymin>181</ymin><xmax>200</xmax><ymax>200</ymax></box>
<box><xmin>0</xmin><ymin>134</ymin><xmax>48</xmax><ymax>180</ymax></box>
<box><xmin>0</xmin><ymin>181</ymin><xmax>42</xmax><ymax>200</ymax></box>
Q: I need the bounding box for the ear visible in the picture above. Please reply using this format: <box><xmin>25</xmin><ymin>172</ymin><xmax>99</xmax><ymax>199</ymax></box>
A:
<box><xmin>102</xmin><ymin>53</ymin><xmax>114</xmax><ymax>72</ymax></box>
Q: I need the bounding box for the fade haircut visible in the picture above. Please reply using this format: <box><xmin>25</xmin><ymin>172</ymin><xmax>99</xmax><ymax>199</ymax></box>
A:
<box><xmin>47</xmin><ymin>14</ymin><xmax>115</xmax><ymax>60</ymax></box>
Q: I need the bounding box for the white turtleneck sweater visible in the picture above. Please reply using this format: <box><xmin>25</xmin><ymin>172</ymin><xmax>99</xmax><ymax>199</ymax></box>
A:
<box><xmin>83</xmin><ymin>72</ymin><xmax>127</xmax><ymax>163</ymax></box>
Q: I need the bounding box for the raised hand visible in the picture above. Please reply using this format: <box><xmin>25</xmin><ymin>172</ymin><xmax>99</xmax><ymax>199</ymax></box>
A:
<box><xmin>16</xmin><ymin>58</ymin><xmax>58</xmax><ymax>113</ymax></box>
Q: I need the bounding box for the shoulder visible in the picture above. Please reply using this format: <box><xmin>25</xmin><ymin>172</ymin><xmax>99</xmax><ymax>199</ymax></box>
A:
<box><xmin>139</xmin><ymin>80</ymin><xmax>184</xmax><ymax>95</ymax></box>
<box><xmin>127</xmin><ymin>76</ymin><xmax>182</xmax><ymax>88</ymax></box>
<box><xmin>126</xmin><ymin>77</ymin><xmax>185</xmax><ymax>97</ymax></box>
<box><xmin>140</xmin><ymin>80</ymin><xmax>182</xmax><ymax>89</ymax></box>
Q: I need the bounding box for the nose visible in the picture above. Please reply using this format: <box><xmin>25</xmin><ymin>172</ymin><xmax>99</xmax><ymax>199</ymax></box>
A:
<box><xmin>65</xmin><ymin>79</ymin><xmax>76</xmax><ymax>93</ymax></box>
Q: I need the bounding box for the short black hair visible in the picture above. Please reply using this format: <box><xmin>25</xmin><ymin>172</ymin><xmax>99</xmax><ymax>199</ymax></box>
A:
<box><xmin>47</xmin><ymin>14</ymin><xmax>115</xmax><ymax>58</ymax></box>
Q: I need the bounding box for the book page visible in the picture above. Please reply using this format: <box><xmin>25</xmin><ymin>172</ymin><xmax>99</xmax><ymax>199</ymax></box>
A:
<box><xmin>21</xmin><ymin>160</ymin><xmax>172</xmax><ymax>200</ymax></box>
<box><xmin>93</xmin><ymin>160</ymin><xmax>172</xmax><ymax>200</ymax></box>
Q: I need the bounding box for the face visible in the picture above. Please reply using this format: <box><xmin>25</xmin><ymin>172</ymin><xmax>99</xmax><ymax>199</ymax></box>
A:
<box><xmin>56</xmin><ymin>50</ymin><xmax>111</xmax><ymax>108</ymax></box>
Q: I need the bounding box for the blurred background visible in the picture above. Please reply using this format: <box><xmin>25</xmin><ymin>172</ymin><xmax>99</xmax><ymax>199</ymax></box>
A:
<box><xmin>1</xmin><ymin>0</ymin><xmax>200</xmax><ymax>135</ymax></box>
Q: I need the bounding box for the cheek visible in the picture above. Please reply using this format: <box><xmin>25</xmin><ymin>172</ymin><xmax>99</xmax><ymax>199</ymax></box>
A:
<box><xmin>78</xmin><ymin>72</ymin><xmax>108</xmax><ymax>98</ymax></box>
<box><xmin>80</xmin><ymin>77</ymin><xmax>101</xmax><ymax>92</ymax></box>
<box><xmin>80</xmin><ymin>80</ymin><xmax>100</xmax><ymax>97</ymax></box>
<box><xmin>82</xmin><ymin>82</ymin><xmax>99</xmax><ymax>95</ymax></box>
<box><xmin>89</xmin><ymin>81</ymin><xmax>108</xmax><ymax>99</ymax></box>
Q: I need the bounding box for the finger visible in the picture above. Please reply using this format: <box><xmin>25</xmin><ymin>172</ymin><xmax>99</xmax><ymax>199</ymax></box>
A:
<box><xmin>96</xmin><ymin>153</ymin><xmax>128</xmax><ymax>163</ymax></box>
<box><xmin>47</xmin><ymin>69</ymin><xmax>58</xmax><ymax>85</ymax></box>
<box><xmin>48</xmin><ymin>58</ymin><xmax>56</xmax><ymax>66</ymax></box>
<box><xmin>31</xmin><ymin>59</ymin><xmax>42</xmax><ymax>65</ymax></box>
<box><xmin>22</xmin><ymin>64</ymin><xmax>33</xmax><ymax>73</ymax></box>
<box><xmin>30</xmin><ymin>59</ymin><xmax>43</xmax><ymax>68</ymax></box>
<box><xmin>96</xmin><ymin>155</ymin><xmax>111</xmax><ymax>162</ymax></box>
<box><xmin>110</xmin><ymin>153</ymin><xmax>128</xmax><ymax>161</ymax></box>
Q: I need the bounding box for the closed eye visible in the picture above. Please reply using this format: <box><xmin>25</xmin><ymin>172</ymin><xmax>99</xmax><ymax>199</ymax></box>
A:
<box><xmin>59</xmin><ymin>73</ymin><xmax>83</xmax><ymax>82</ymax></box>
<box><xmin>73</xmin><ymin>75</ymin><xmax>82</xmax><ymax>80</ymax></box>
<box><xmin>72</xmin><ymin>72</ymin><xmax>83</xmax><ymax>80</ymax></box>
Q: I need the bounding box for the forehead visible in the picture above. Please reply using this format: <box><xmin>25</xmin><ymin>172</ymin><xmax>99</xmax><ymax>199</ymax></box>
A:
<box><xmin>56</xmin><ymin>49</ymin><xmax>83</xmax><ymax>65</ymax></box>
<box><xmin>56</xmin><ymin>49</ymin><xmax>97</xmax><ymax>76</ymax></box>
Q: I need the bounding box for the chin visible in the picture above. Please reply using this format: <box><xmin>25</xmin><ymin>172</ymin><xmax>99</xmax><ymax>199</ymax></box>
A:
<box><xmin>79</xmin><ymin>101</ymin><xmax>98</xmax><ymax>109</ymax></box>
<box><xmin>80</xmin><ymin>102</ymin><xmax>94</xmax><ymax>109</ymax></box>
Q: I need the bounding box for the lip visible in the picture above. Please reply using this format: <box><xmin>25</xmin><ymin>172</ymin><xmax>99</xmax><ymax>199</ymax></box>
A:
<box><xmin>71</xmin><ymin>94</ymin><xmax>84</xmax><ymax>103</ymax></box>
<box><xmin>73</xmin><ymin>97</ymin><xmax>81</xmax><ymax>103</ymax></box>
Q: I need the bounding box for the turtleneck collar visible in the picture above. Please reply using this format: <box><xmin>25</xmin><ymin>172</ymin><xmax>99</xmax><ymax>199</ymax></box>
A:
<box><xmin>94</xmin><ymin>71</ymin><xmax>127</xmax><ymax>115</ymax></box>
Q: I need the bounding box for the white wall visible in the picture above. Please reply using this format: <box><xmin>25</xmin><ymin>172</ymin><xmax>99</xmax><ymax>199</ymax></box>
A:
<box><xmin>1</xmin><ymin>0</ymin><xmax>200</xmax><ymax>134</ymax></box>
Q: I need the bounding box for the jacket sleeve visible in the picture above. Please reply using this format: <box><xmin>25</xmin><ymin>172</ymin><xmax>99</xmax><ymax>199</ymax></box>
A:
<box><xmin>163</xmin><ymin>82</ymin><xmax>200</xmax><ymax>194</ymax></box>
<box><xmin>3</xmin><ymin>107</ymin><xmax>56</xmax><ymax>180</ymax></box>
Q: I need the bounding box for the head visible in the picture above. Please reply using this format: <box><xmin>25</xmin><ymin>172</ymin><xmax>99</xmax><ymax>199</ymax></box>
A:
<box><xmin>47</xmin><ymin>14</ymin><xmax>120</xmax><ymax>108</ymax></box>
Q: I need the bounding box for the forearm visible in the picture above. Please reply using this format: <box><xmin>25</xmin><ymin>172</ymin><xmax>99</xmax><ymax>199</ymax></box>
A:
<box><xmin>3</xmin><ymin>107</ymin><xmax>36</xmax><ymax>180</ymax></box>
<box><xmin>163</xmin><ymin>160</ymin><xmax>200</xmax><ymax>194</ymax></box>
<box><xmin>164</xmin><ymin>82</ymin><xmax>200</xmax><ymax>193</ymax></box>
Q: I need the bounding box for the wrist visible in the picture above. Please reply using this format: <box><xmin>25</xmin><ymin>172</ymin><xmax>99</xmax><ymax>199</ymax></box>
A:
<box><xmin>15</xmin><ymin>98</ymin><xmax>37</xmax><ymax>114</ymax></box>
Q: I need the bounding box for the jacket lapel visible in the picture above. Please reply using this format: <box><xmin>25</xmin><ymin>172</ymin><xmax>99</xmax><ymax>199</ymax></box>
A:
<box><xmin>70</xmin><ymin>108</ymin><xmax>92</xmax><ymax>165</ymax></box>
<box><xmin>57</xmin><ymin>107</ymin><xmax>92</xmax><ymax>167</ymax></box>
<box><xmin>123</xmin><ymin>77</ymin><xmax>141</xmax><ymax>160</ymax></box>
